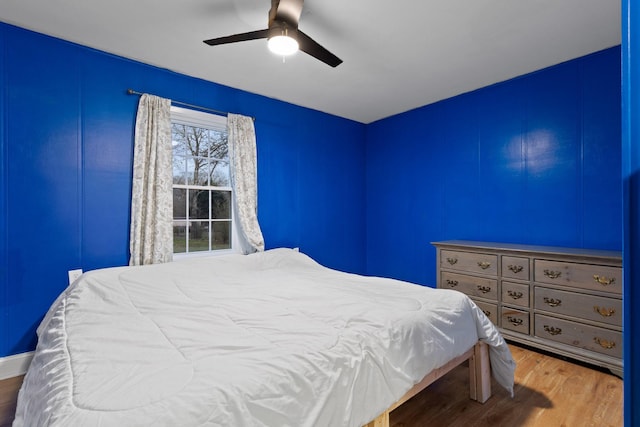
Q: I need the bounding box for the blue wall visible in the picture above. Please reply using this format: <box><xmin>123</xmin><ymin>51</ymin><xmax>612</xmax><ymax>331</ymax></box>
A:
<box><xmin>0</xmin><ymin>22</ymin><xmax>367</xmax><ymax>357</ymax></box>
<box><xmin>366</xmin><ymin>47</ymin><xmax>622</xmax><ymax>286</ymax></box>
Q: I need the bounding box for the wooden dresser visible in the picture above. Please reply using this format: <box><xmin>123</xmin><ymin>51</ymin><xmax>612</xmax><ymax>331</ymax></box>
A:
<box><xmin>432</xmin><ymin>240</ymin><xmax>622</xmax><ymax>375</ymax></box>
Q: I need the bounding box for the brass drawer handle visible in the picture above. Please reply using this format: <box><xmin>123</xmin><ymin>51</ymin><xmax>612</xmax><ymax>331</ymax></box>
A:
<box><xmin>507</xmin><ymin>316</ymin><xmax>523</xmax><ymax>326</ymax></box>
<box><xmin>507</xmin><ymin>290</ymin><xmax>523</xmax><ymax>300</ymax></box>
<box><xmin>543</xmin><ymin>325</ymin><xmax>562</xmax><ymax>336</ymax></box>
<box><xmin>477</xmin><ymin>285</ymin><xmax>492</xmax><ymax>294</ymax></box>
<box><xmin>543</xmin><ymin>297</ymin><xmax>562</xmax><ymax>307</ymax></box>
<box><xmin>543</xmin><ymin>269</ymin><xmax>562</xmax><ymax>279</ymax></box>
<box><xmin>594</xmin><ymin>337</ymin><xmax>616</xmax><ymax>350</ymax></box>
<box><xmin>446</xmin><ymin>257</ymin><xmax>458</xmax><ymax>265</ymax></box>
<box><xmin>594</xmin><ymin>306</ymin><xmax>616</xmax><ymax>317</ymax></box>
<box><xmin>508</xmin><ymin>265</ymin><xmax>523</xmax><ymax>273</ymax></box>
<box><xmin>445</xmin><ymin>279</ymin><xmax>458</xmax><ymax>287</ymax></box>
<box><xmin>482</xmin><ymin>309</ymin><xmax>491</xmax><ymax>318</ymax></box>
<box><xmin>477</xmin><ymin>261</ymin><xmax>491</xmax><ymax>270</ymax></box>
<box><xmin>593</xmin><ymin>275</ymin><xmax>616</xmax><ymax>286</ymax></box>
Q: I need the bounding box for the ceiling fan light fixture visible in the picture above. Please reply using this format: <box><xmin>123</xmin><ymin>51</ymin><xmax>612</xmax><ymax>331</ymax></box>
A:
<box><xmin>268</xmin><ymin>31</ymin><xmax>299</xmax><ymax>56</ymax></box>
<box><xmin>203</xmin><ymin>0</ymin><xmax>342</xmax><ymax>67</ymax></box>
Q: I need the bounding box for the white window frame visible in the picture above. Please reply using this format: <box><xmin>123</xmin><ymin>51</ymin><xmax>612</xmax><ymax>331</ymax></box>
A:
<box><xmin>171</xmin><ymin>106</ymin><xmax>240</xmax><ymax>258</ymax></box>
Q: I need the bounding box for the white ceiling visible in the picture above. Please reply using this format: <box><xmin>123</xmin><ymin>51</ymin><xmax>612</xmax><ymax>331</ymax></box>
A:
<box><xmin>0</xmin><ymin>0</ymin><xmax>621</xmax><ymax>124</ymax></box>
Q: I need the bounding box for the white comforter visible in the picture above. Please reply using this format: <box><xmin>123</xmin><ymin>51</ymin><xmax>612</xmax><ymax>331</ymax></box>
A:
<box><xmin>14</xmin><ymin>248</ymin><xmax>515</xmax><ymax>427</ymax></box>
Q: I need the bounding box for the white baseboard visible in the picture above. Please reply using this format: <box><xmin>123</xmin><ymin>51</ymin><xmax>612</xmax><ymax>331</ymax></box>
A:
<box><xmin>0</xmin><ymin>352</ymin><xmax>34</xmax><ymax>380</ymax></box>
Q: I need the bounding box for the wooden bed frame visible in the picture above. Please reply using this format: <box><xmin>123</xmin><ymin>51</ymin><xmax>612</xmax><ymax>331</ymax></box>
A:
<box><xmin>364</xmin><ymin>341</ymin><xmax>491</xmax><ymax>427</ymax></box>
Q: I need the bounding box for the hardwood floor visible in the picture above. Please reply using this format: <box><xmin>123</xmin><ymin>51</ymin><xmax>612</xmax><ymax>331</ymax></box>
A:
<box><xmin>390</xmin><ymin>344</ymin><xmax>623</xmax><ymax>427</ymax></box>
<box><xmin>0</xmin><ymin>375</ymin><xmax>22</xmax><ymax>427</ymax></box>
<box><xmin>0</xmin><ymin>344</ymin><xmax>622</xmax><ymax>426</ymax></box>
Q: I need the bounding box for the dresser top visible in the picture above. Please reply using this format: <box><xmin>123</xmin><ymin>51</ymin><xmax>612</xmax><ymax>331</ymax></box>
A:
<box><xmin>431</xmin><ymin>240</ymin><xmax>621</xmax><ymax>261</ymax></box>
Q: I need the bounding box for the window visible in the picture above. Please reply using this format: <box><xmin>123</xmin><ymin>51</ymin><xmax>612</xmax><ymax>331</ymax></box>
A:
<box><xmin>171</xmin><ymin>107</ymin><xmax>237</xmax><ymax>255</ymax></box>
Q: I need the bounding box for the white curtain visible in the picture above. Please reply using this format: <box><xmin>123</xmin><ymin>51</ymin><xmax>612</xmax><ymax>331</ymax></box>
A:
<box><xmin>129</xmin><ymin>94</ymin><xmax>173</xmax><ymax>265</ymax></box>
<box><xmin>228</xmin><ymin>113</ymin><xmax>265</xmax><ymax>254</ymax></box>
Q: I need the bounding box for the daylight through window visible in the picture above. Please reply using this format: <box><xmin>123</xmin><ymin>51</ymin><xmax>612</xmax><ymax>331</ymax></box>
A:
<box><xmin>171</xmin><ymin>107</ymin><xmax>233</xmax><ymax>254</ymax></box>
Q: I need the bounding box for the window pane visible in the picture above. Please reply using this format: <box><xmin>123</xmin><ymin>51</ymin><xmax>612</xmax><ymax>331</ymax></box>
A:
<box><xmin>173</xmin><ymin>155</ymin><xmax>186</xmax><ymax>184</ymax></box>
<box><xmin>190</xmin><ymin>128</ymin><xmax>210</xmax><ymax>158</ymax></box>
<box><xmin>187</xmin><ymin>157</ymin><xmax>209</xmax><ymax>186</ymax></box>
<box><xmin>208</xmin><ymin>130</ymin><xmax>229</xmax><ymax>160</ymax></box>
<box><xmin>201</xmin><ymin>158</ymin><xmax>211</xmax><ymax>186</ymax></box>
<box><xmin>210</xmin><ymin>160</ymin><xmax>230</xmax><ymax>187</ymax></box>
<box><xmin>199</xmin><ymin>158</ymin><xmax>211</xmax><ymax>186</ymax></box>
<box><xmin>173</xmin><ymin>222</ymin><xmax>187</xmax><ymax>253</ymax></box>
<box><xmin>171</xmin><ymin>124</ymin><xmax>190</xmax><ymax>157</ymax></box>
<box><xmin>189</xmin><ymin>221</ymin><xmax>209</xmax><ymax>252</ymax></box>
<box><xmin>211</xmin><ymin>191</ymin><xmax>231</xmax><ymax>219</ymax></box>
<box><xmin>189</xmin><ymin>189</ymin><xmax>209</xmax><ymax>219</ymax></box>
<box><xmin>173</xmin><ymin>188</ymin><xmax>187</xmax><ymax>219</ymax></box>
<box><xmin>212</xmin><ymin>221</ymin><xmax>231</xmax><ymax>249</ymax></box>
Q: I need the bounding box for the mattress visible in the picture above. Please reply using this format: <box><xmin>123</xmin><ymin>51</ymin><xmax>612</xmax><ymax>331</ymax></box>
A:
<box><xmin>14</xmin><ymin>248</ymin><xmax>515</xmax><ymax>426</ymax></box>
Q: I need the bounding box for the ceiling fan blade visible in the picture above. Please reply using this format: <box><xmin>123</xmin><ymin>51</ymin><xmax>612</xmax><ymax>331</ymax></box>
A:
<box><xmin>203</xmin><ymin>29</ymin><xmax>269</xmax><ymax>46</ymax></box>
<box><xmin>297</xmin><ymin>30</ymin><xmax>342</xmax><ymax>68</ymax></box>
<box><xmin>270</xmin><ymin>0</ymin><xmax>303</xmax><ymax>27</ymax></box>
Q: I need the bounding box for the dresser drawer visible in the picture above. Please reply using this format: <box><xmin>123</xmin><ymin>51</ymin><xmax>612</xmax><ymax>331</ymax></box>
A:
<box><xmin>534</xmin><ymin>287</ymin><xmax>622</xmax><ymax>327</ymax></box>
<box><xmin>535</xmin><ymin>314</ymin><xmax>622</xmax><ymax>359</ymax></box>
<box><xmin>441</xmin><ymin>250</ymin><xmax>498</xmax><ymax>276</ymax></box>
<box><xmin>440</xmin><ymin>271</ymin><xmax>498</xmax><ymax>300</ymax></box>
<box><xmin>534</xmin><ymin>260</ymin><xmax>622</xmax><ymax>295</ymax></box>
<box><xmin>501</xmin><ymin>256</ymin><xmax>530</xmax><ymax>280</ymax></box>
<box><xmin>501</xmin><ymin>307</ymin><xmax>530</xmax><ymax>334</ymax></box>
<box><xmin>474</xmin><ymin>300</ymin><xmax>498</xmax><ymax>325</ymax></box>
<box><xmin>502</xmin><ymin>281</ymin><xmax>529</xmax><ymax>307</ymax></box>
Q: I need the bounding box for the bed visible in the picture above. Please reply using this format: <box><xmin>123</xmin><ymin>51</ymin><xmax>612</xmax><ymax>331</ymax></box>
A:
<box><xmin>13</xmin><ymin>248</ymin><xmax>515</xmax><ymax>426</ymax></box>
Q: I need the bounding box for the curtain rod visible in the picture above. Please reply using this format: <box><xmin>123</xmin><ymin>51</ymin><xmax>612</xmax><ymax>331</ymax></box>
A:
<box><xmin>126</xmin><ymin>89</ymin><xmax>255</xmax><ymax>121</ymax></box>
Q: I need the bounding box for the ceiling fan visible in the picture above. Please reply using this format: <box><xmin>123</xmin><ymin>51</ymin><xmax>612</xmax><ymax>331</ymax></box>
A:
<box><xmin>203</xmin><ymin>0</ymin><xmax>342</xmax><ymax>67</ymax></box>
